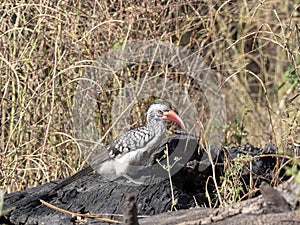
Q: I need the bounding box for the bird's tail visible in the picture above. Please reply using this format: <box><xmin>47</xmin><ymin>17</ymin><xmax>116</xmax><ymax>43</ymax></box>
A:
<box><xmin>52</xmin><ymin>166</ymin><xmax>94</xmax><ymax>191</ymax></box>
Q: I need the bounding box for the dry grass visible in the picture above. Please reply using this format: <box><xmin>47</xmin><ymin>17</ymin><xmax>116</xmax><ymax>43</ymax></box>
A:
<box><xmin>0</xmin><ymin>0</ymin><xmax>299</xmax><ymax>206</ymax></box>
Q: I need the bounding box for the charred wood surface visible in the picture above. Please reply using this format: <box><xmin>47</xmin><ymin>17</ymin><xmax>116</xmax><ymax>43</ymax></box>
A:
<box><xmin>1</xmin><ymin>134</ymin><xmax>299</xmax><ymax>224</ymax></box>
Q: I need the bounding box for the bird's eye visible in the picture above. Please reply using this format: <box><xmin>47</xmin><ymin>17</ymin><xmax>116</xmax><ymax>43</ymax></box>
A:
<box><xmin>157</xmin><ymin>110</ymin><xmax>164</xmax><ymax>117</ymax></box>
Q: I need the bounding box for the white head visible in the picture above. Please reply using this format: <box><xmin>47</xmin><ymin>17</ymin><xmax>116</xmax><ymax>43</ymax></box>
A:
<box><xmin>146</xmin><ymin>101</ymin><xmax>185</xmax><ymax>129</ymax></box>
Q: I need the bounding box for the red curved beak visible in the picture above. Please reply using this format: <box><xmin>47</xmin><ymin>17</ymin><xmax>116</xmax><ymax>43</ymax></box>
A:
<box><xmin>163</xmin><ymin>110</ymin><xmax>185</xmax><ymax>129</ymax></box>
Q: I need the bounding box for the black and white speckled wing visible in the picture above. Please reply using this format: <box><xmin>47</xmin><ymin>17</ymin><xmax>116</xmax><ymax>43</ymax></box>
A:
<box><xmin>107</xmin><ymin>125</ymin><xmax>154</xmax><ymax>158</ymax></box>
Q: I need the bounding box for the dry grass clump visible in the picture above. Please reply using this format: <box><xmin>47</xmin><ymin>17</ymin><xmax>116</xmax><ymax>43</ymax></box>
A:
<box><xmin>0</xmin><ymin>0</ymin><xmax>299</xmax><ymax>205</ymax></box>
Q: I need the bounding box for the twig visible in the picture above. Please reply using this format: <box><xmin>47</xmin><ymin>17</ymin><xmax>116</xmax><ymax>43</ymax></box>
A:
<box><xmin>39</xmin><ymin>199</ymin><xmax>122</xmax><ymax>224</ymax></box>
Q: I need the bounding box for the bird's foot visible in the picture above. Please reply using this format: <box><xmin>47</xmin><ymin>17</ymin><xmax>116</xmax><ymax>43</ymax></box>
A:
<box><xmin>122</xmin><ymin>174</ymin><xmax>146</xmax><ymax>185</ymax></box>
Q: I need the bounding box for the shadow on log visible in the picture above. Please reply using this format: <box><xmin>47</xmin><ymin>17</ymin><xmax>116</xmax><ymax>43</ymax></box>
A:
<box><xmin>1</xmin><ymin>134</ymin><xmax>299</xmax><ymax>224</ymax></box>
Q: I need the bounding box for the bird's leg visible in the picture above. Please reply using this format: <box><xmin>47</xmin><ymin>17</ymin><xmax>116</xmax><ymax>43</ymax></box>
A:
<box><xmin>122</xmin><ymin>174</ymin><xmax>145</xmax><ymax>185</ymax></box>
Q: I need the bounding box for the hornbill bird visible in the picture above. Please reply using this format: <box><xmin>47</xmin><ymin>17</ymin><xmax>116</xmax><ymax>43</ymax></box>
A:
<box><xmin>53</xmin><ymin>101</ymin><xmax>185</xmax><ymax>190</ymax></box>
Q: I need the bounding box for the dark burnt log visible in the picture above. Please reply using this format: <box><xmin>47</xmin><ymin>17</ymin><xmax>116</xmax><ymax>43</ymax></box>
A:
<box><xmin>1</xmin><ymin>134</ymin><xmax>298</xmax><ymax>225</ymax></box>
<box><xmin>139</xmin><ymin>178</ymin><xmax>300</xmax><ymax>225</ymax></box>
